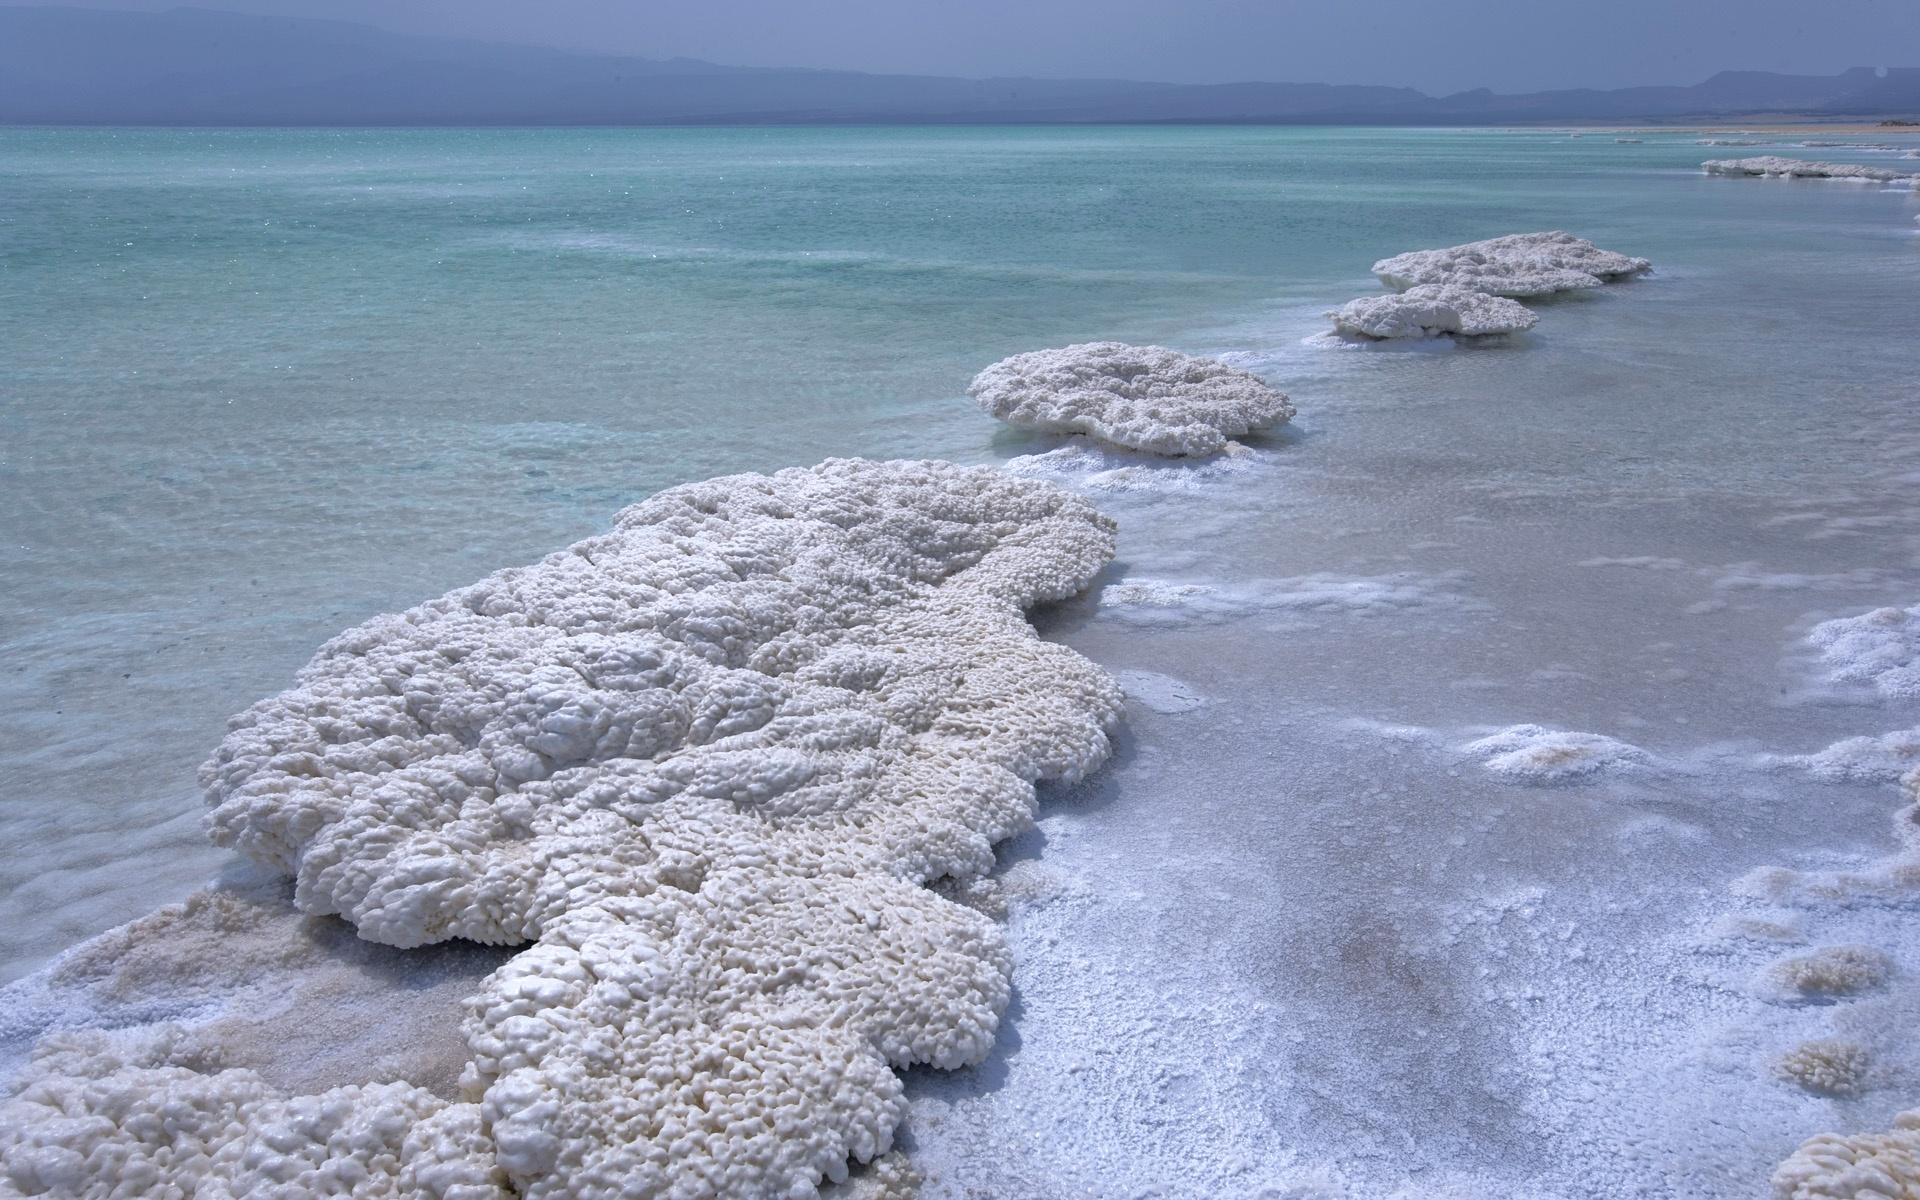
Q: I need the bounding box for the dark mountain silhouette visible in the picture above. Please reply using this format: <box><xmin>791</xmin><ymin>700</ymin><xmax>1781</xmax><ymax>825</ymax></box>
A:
<box><xmin>2</xmin><ymin>6</ymin><xmax>1915</xmax><ymax>125</ymax></box>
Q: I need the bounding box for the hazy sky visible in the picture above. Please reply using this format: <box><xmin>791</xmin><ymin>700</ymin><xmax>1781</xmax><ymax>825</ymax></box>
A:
<box><xmin>35</xmin><ymin>0</ymin><xmax>1920</xmax><ymax>93</ymax></box>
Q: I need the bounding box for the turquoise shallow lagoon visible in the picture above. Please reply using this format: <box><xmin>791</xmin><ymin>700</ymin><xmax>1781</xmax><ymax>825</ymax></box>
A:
<box><xmin>3</xmin><ymin>125</ymin><xmax>1920</xmax><ymax>1195</ymax></box>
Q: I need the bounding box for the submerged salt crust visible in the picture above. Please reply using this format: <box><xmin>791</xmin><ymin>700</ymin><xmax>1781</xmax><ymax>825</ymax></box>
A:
<box><xmin>0</xmin><ymin>458</ymin><xmax>1124</xmax><ymax>1200</ymax></box>
<box><xmin>1370</xmin><ymin>231</ymin><xmax>1652</xmax><ymax>297</ymax></box>
<box><xmin>967</xmin><ymin>341</ymin><xmax>1294</xmax><ymax>457</ymax></box>
<box><xmin>1702</xmin><ymin>156</ymin><xmax>1920</xmax><ymax>184</ymax></box>
<box><xmin>1001</xmin><ymin>439</ymin><xmax>1265</xmax><ymax>494</ymax></box>
<box><xmin>1328</xmin><ymin>284</ymin><xmax>1538</xmax><ymax>340</ymax></box>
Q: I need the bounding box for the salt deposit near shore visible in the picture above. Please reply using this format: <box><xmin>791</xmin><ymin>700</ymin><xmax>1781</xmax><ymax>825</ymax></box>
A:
<box><xmin>1371</xmin><ymin>231</ymin><xmax>1651</xmax><ymax>296</ymax></box>
<box><xmin>1</xmin><ymin>458</ymin><xmax>1123</xmax><ymax>1199</ymax></box>
<box><xmin>968</xmin><ymin>341</ymin><xmax>1293</xmax><ymax>456</ymax></box>
<box><xmin>1809</xmin><ymin>605</ymin><xmax>1920</xmax><ymax>699</ymax></box>
<box><xmin>1703</xmin><ymin>156</ymin><xmax>1920</xmax><ymax>183</ymax></box>
<box><xmin>1328</xmin><ymin>283</ymin><xmax>1538</xmax><ymax>340</ymax></box>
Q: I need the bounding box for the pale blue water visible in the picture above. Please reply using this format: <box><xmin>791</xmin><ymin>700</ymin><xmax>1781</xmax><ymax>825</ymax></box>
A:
<box><xmin>4</xmin><ymin>125</ymin><xmax>1920</xmax><ymax>1196</ymax></box>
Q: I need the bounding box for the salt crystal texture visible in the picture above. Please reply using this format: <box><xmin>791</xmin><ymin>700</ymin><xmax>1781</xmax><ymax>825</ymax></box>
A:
<box><xmin>1461</xmin><ymin>724</ymin><xmax>1657</xmax><ymax>783</ymax></box>
<box><xmin>968</xmin><ymin>341</ymin><xmax>1294</xmax><ymax>457</ymax></box>
<box><xmin>1772</xmin><ymin>1109</ymin><xmax>1920</xmax><ymax>1200</ymax></box>
<box><xmin>1328</xmin><ymin>284</ymin><xmax>1539</xmax><ymax>340</ymax></box>
<box><xmin>1703</xmin><ymin>156</ymin><xmax>1920</xmax><ymax>184</ymax></box>
<box><xmin>1767</xmin><ymin>945</ymin><xmax>1893</xmax><ymax>998</ymax></box>
<box><xmin>1371</xmin><ymin>231</ymin><xmax>1651</xmax><ymax>297</ymax></box>
<box><xmin>1769</xmin><ymin>729</ymin><xmax>1920</xmax><ymax>784</ymax></box>
<box><xmin>1809</xmin><ymin>604</ymin><xmax>1920</xmax><ymax>699</ymax></box>
<box><xmin>1775</xmin><ymin>1039</ymin><xmax>1871</xmax><ymax>1098</ymax></box>
<box><xmin>1</xmin><ymin>458</ymin><xmax>1124</xmax><ymax>1200</ymax></box>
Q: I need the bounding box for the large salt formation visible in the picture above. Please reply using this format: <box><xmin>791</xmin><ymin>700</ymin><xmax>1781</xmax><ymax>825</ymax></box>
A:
<box><xmin>1371</xmin><ymin>231</ymin><xmax>1652</xmax><ymax>297</ymax></box>
<box><xmin>1703</xmin><ymin>156</ymin><xmax>1920</xmax><ymax>184</ymax></box>
<box><xmin>968</xmin><ymin>341</ymin><xmax>1293</xmax><ymax>456</ymax></box>
<box><xmin>1</xmin><ymin>459</ymin><xmax>1124</xmax><ymax>1200</ymax></box>
<box><xmin>1328</xmin><ymin>283</ymin><xmax>1539</xmax><ymax>340</ymax></box>
<box><xmin>1774</xmin><ymin>1109</ymin><xmax>1920</xmax><ymax>1200</ymax></box>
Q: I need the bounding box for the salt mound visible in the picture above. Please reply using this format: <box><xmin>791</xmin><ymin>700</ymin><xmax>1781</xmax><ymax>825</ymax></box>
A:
<box><xmin>1772</xmin><ymin>1109</ymin><xmax>1920</xmax><ymax>1199</ymax></box>
<box><xmin>1775</xmin><ymin>1039</ymin><xmax>1871</xmax><ymax>1097</ymax></box>
<box><xmin>1768</xmin><ymin>945</ymin><xmax>1892</xmax><ymax>998</ymax></box>
<box><xmin>1370</xmin><ymin>231</ymin><xmax>1652</xmax><ymax>298</ymax></box>
<box><xmin>1328</xmin><ymin>284</ymin><xmax>1538</xmax><ymax>340</ymax></box>
<box><xmin>1703</xmin><ymin>156</ymin><xmax>1919</xmax><ymax>183</ymax></box>
<box><xmin>6</xmin><ymin>459</ymin><xmax>1124</xmax><ymax>1200</ymax></box>
<box><xmin>1461</xmin><ymin>724</ymin><xmax>1656</xmax><ymax>783</ymax></box>
<box><xmin>1770</xmin><ymin>729</ymin><xmax>1920</xmax><ymax>784</ymax></box>
<box><xmin>1809</xmin><ymin>604</ymin><xmax>1920</xmax><ymax>699</ymax></box>
<box><xmin>968</xmin><ymin>341</ymin><xmax>1294</xmax><ymax>457</ymax></box>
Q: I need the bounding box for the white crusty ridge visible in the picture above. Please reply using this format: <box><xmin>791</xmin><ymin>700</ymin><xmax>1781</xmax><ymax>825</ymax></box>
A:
<box><xmin>1809</xmin><ymin>604</ymin><xmax>1920</xmax><ymax>699</ymax></box>
<box><xmin>968</xmin><ymin>341</ymin><xmax>1294</xmax><ymax>457</ymax></box>
<box><xmin>1370</xmin><ymin>231</ymin><xmax>1652</xmax><ymax>297</ymax></box>
<box><xmin>1460</xmin><ymin>724</ymin><xmax>1657</xmax><ymax>783</ymax></box>
<box><xmin>1772</xmin><ymin>1109</ymin><xmax>1920</xmax><ymax>1200</ymax></box>
<box><xmin>6</xmin><ymin>459</ymin><xmax>1124</xmax><ymax>1200</ymax></box>
<box><xmin>1703</xmin><ymin>156</ymin><xmax>1920</xmax><ymax>183</ymax></box>
<box><xmin>1</xmin><ymin>1025</ymin><xmax>511</xmax><ymax>1200</ymax></box>
<box><xmin>1328</xmin><ymin>284</ymin><xmax>1539</xmax><ymax>340</ymax></box>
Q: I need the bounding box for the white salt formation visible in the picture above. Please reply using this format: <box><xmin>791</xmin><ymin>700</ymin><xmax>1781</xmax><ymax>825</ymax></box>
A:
<box><xmin>1810</xmin><ymin>604</ymin><xmax>1920</xmax><ymax>699</ymax></box>
<box><xmin>1771</xmin><ymin>729</ymin><xmax>1920</xmax><ymax>784</ymax></box>
<box><xmin>968</xmin><ymin>341</ymin><xmax>1294</xmax><ymax>457</ymax></box>
<box><xmin>1461</xmin><ymin>724</ymin><xmax>1656</xmax><ymax>783</ymax></box>
<box><xmin>1370</xmin><ymin>231</ymin><xmax>1652</xmax><ymax>297</ymax></box>
<box><xmin>3</xmin><ymin>458</ymin><xmax>1124</xmax><ymax>1200</ymax></box>
<box><xmin>1</xmin><ymin>1025</ymin><xmax>510</xmax><ymax>1199</ymax></box>
<box><xmin>1328</xmin><ymin>284</ymin><xmax>1539</xmax><ymax>340</ymax></box>
<box><xmin>1768</xmin><ymin>945</ymin><xmax>1893</xmax><ymax>997</ymax></box>
<box><xmin>1772</xmin><ymin>1109</ymin><xmax>1920</xmax><ymax>1200</ymax></box>
<box><xmin>1703</xmin><ymin>156</ymin><xmax>1920</xmax><ymax>183</ymax></box>
<box><xmin>1776</xmin><ymin>1039</ymin><xmax>1871</xmax><ymax>1098</ymax></box>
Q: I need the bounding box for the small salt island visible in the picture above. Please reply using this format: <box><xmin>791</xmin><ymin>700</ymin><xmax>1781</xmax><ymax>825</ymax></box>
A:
<box><xmin>1327</xmin><ymin>283</ymin><xmax>1539</xmax><ymax>341</ymax></box>
<box><xmin>968</xmin><ymin>341</ymin><xmax>1293</xmax><ymax>457</ymax></box>
<box><xmin>1371</xmin><ymin>231</ymin><xmax>1652</xmax><ymax>297</ymax></box>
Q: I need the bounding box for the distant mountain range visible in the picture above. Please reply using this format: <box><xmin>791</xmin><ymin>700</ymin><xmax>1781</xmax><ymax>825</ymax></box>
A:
<box><xmin>3</xmin><ymin>6</ymin><xmax>1917</xmax><ymax>126</ymax></box>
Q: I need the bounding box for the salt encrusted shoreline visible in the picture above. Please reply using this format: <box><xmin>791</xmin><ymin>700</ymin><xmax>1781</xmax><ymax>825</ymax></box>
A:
<box><xmin>5</xmin><ymin>139</ymin><xmax>1919</xmax><ymax>1200</ymax></box>
<box><xmin>1702</xmin><ymin>155</ymin><xmax>1920</xmax><ymax>183</ymax></box>
<box><xmin>0</xmin><ymin>458</ymin><xmax>1124</xmax><ymax>1200</ymax></box>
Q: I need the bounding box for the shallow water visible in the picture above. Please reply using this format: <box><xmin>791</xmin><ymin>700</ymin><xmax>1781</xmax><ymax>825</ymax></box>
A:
<box><xmin>3</xmin><ymin>124</ymin><xmax>1919</xmax><ymax>1196</ymax></box>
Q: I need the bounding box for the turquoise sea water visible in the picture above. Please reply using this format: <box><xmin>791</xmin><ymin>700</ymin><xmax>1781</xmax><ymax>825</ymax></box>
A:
<box><xmin>4</xmin><ymin>125</ymin><xmax>1920</xmax><ymax>1196</ymax></box>
<box><xmin>1</xmin><ymin>123</ymin><xmax>1680</xmax><ymax>972</ymax></box>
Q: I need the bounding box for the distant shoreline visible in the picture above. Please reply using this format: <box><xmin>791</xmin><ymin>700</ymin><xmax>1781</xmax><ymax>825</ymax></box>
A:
<box><xmin>2</xmin><ymin>117</ymin><xmax>1917</xmax><ymax>132</ymax></box>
